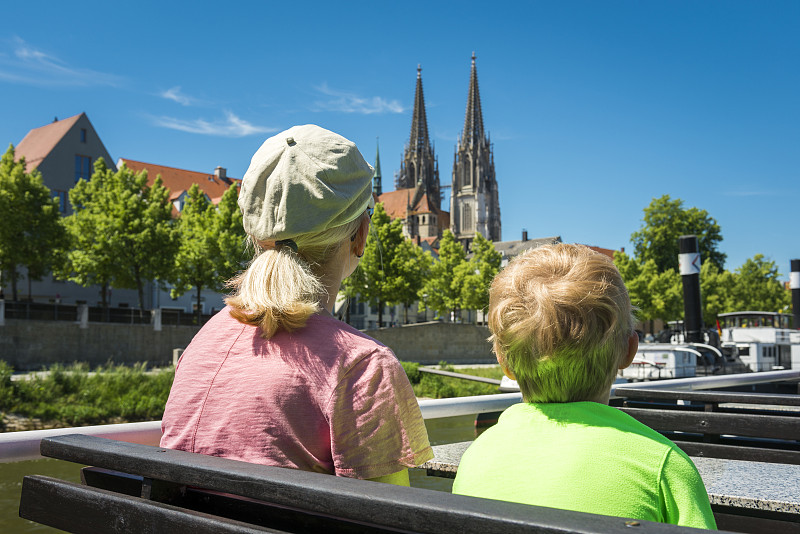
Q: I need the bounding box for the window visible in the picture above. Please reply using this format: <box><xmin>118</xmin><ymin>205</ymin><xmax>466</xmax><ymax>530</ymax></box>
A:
<box><xmin>463</xmin><ymin>205</ymin><xmax>472</xmax><ymax>230</ymax></box>
<box><xmin>52</xmin><ymin>190</ymin><xmax>68</xmax><ymax>213</ymax></box>
<box><xmin>80</xmin><ymin>129</ymin><xmax>87</xmax><ymax>143</ymax></box>
<box><xmin>75</xmin><ymin>155</ymin><xmax>92</xmax><ymax>182</ymax></box>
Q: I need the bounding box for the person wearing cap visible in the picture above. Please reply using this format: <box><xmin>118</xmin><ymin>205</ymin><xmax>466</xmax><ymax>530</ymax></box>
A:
<box><xmin>160</xmin><ymin>125</ymin><xmax>433</xmax><ymax>485</ymax></box>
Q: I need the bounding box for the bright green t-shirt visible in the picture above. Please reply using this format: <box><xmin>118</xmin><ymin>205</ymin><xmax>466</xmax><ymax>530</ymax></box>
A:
<box><xmin>452</xmin><ymin>402</ymin><xmax>716</xmax><ymax>530</ymax></box>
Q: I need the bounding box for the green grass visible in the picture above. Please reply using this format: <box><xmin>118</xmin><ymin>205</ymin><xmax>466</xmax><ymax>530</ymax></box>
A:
<box><xmin>0</xmin><ymin>360</ymin><xmax>503</xmax><ymax>430</ymax></box>
<box><xmin>0</xmin><ymin>361</ymin><xmax>174</xmax><ymax>430</ymax></box>
<box><xmin>401</xmin><ymin>361</ymin><xmax>504</xmax><ymax>399</ymax></box>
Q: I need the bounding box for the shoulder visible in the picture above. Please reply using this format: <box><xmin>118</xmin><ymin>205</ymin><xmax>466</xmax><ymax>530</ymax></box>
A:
<box><xmin>304</xmin><ymin>315</ymin><xmax>393</xmax><ymax>360</ymax></box>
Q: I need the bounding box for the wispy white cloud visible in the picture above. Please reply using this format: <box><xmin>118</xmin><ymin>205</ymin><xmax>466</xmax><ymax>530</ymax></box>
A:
<box><xmin>0</xmin><ymin>37</ymin><xmax>122</xmax><ymax>87</ymax></box>
<box><xmin>160</xmin><ymin>86</ymin><xmax>197</xmax><ymax>106</ymax></box>
<box><xmin>149</xmin><ymin>110</ymin><xmax>276</xmax><ymax>137</ymax></box>
<box><xmin>312</xmin><ymin>83</ymin><xmax>405</xmax><ymax>114</ymax></box>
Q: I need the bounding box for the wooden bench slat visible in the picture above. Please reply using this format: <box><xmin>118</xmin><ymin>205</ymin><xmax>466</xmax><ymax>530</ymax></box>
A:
<box><xmin>616</xmin><ymin>388</ymin><xmax>800</xmax><ymax>406</ymax></box>
<box><xmin>620</xmin><ymin>407</ymin><xmax>800</xmax><ymax>442</ymax></box>
<box><xmin>673</xmin><ymin>441</ymin><xmax>800</xmax><ymax>464</ymax></box>
<box><xmin>19</xmin><ymin>475</ymin><xmax>283</xmax><ymax>534</ymax></box>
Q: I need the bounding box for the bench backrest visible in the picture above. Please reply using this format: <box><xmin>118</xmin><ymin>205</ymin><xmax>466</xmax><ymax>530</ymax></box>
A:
<box><xmin>19</xmin><ymin>434</ymin><xmax>714</xmax><ymax>534</ymax></box>
<box><xmin>614</xmin><ymin>388</ymin><xmax>800</xmax><ymax>465</ymax></box>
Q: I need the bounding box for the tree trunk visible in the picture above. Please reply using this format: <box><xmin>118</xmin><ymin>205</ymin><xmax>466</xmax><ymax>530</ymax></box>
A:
<box><xmin>11</xmin><ymin>266</ymin><xmax>19</xmax><ymax>301</ymax></box>
<box><xmin>403</xmin><ymin>303</ymin><xmax>409</xmax><ymax>324</ymax></box>
<box><xmin>135</xmin><ymin>266</ymin><xmax>145</xmax><ymax>320</ymax></box>
<box><xmin>196</xmin><ymin>284</ymin><xmax>203</xmax><ymax>326</ymax></box>
<box><xmin>378</xmin><ymin>300</ymin><xmax>384</xmax><ymax>328</ymax></box>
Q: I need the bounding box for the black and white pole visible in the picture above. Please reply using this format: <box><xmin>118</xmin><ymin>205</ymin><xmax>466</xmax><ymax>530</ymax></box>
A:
<box><xmin>791</xmin><ymin>259</ymin><xmax>799</xmax><ymax>330</ymax></box>
<box><xmin>679</xmin><ymin>235</ymin><xmax>704</xmax><ymax>343</ymax></box>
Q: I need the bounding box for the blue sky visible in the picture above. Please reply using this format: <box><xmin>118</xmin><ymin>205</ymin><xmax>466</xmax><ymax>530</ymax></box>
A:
<box><xmin>1</xmin><ymin>1</ymin><xmax>798</xmax><ymax>279</ymax></box>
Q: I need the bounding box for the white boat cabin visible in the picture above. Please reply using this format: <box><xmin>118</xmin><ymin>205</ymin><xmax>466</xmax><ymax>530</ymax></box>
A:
<box><xmin>718</xmin><ymin>311</ymin><xmax>800</xmax><ymax>372</ymax></box>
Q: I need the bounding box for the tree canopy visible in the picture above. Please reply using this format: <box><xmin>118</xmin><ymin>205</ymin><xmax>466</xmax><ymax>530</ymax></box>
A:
<box><xmin>169</xmin><ymin>184</ymin><xmax>220</xmax><ymax>323</ymax></box>
<box><xmin>169</xmin><ymin>183</ymin><xmax>246</xmax><ymax>323</ymax></box>
<box><xmin>420</xmin><ymin>230</ymin><xmax>467</xmax><ymax>320</ymax></box>
<box><xmin>0</xmin><ymin>145</ymin><xmax>64</xmax><ymax>301</ymax></box>
<box><xmin>615</xmin><ymin>251</ymin><xmax>682</xmax><ymax>325</ymax></box>
<box><xmin>729</xmin><ymin>255</ymin><xmax>791</xmax><ymax>313</ymax></box>
<box><xmin>631</xmin><ymin>195</ymin><xmax>725</xmax><ymax>272</ymax></box>
<box><xmin>456</xmin><ymin>233</ymin><xmax>503</xmax><ymax>319</ymax></box>
<box><xmin>60</xmin><ymin>160</ymin><xmax>176</xmax><ymax>310</ymax></box>
<box><xmin>342</xmin><ymin>203</ymin><xmax>412</xmax><ymax>326</ymax></box>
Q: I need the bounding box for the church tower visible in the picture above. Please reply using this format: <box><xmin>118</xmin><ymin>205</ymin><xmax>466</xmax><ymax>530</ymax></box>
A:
<box><xmin>372</xmin><ymin>139</ymin><xmax>382</xmax><ymax>196</ymax></box>
<box><xmin>450</xmin><ymin>53</ymin><xmax>501</xmax><ymax>249</ymax></box>
<box><xmin>395</xmin><ymin>65</ymin><xmax>440</xmax><ymax>209</ymax></box>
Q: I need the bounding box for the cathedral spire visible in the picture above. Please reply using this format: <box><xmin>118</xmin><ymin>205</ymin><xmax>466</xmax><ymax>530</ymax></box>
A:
<box><xmin>372</xmin><ymin>138</ymin><xmax>382</xmax><ymax>196</ymax></box>
<box><xmin>451</xmin><ymin>52</ymin><xmax>501</xmax><ymax>248</ymax></box>
<box><xmin>396</xmin><ymin>64</ymin><xmax>440</xmax><ymax>209</ymax></box>
<box><xmin>462</xmin><ymin>52</ymin><xmax>485</xmax><ymax>146</ymax></box>
<box><xmin>409</xmin><ymin>65</ymin><xmax>431</xmax><ymax>155</ymax></box>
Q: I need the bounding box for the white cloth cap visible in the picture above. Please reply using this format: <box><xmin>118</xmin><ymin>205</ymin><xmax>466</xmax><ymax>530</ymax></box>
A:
<box><xmin>238</xmin><ymin>124</ymin><xmax>374</xmax><ymax>241</ymax></box>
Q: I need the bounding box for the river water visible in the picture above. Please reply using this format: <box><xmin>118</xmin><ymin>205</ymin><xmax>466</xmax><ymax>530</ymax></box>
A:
<box><xmin>1</xmin><ymin>414</ymin><xmax>479</xmax><ymax>533</ymax></box>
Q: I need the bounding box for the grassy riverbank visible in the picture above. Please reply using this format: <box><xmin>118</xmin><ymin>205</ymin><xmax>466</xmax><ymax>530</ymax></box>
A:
<box><xmin>0</xmin><ymin>361</ymin><xmax>504</xmax><ymax>431</ymax></box>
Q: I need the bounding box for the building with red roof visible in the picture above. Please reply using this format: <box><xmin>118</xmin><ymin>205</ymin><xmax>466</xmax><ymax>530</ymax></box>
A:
<box><xmin>14</xmin><ymin>113</ymin><xmax>115</xmax><ymax>214</ymax></box>
<box><xmin>117</xmin><ymin>159</ymin><xmax>236</xmax><ymax>215</ymax></box>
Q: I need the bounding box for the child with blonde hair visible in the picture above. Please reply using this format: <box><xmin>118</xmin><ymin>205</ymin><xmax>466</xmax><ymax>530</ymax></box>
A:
<box><xmin>453</xmin><ymin>244</ymin><xmax>715</xmax><ymax>529</ymax></box>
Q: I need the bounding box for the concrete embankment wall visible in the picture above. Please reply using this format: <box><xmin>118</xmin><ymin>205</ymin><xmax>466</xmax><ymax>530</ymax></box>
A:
<box><xmin>364</xmin><ymin>322</ymin><xmax>495</xmax><ymax>365</ymax></box>
<box><xmin>0</xmin><ymin>320</ymin><xmax>199</xmax><ymax>370</ymax></box>
<box><xmin>0</xmin><ymin>320</ymin><xmax>494</xmax><ymax>370</ymax></box>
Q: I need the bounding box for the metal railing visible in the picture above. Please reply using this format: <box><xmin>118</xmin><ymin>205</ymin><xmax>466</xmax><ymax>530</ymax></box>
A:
<box><xmin>1</xmin><ymin>301</ymin><xmax>214</xmax><ymax>327</ymax></box>
<box><xmin>1</xmin><ymin>370</ymin><xmax>798</xmax><ymax>463</ymax></box>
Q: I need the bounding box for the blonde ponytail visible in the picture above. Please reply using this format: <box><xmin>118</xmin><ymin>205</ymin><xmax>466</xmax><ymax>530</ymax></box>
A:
<box><xmin>226</xmin><ymin>214</ymin><xmax>365</xmax><ymax>338</ymax></box>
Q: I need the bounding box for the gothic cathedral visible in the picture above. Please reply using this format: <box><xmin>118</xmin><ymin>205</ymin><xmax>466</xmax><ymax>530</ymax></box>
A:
<box><xmin>377</xmin><ymin>55</ymin><xmax>500</xmax><ymax>251</ymax></box>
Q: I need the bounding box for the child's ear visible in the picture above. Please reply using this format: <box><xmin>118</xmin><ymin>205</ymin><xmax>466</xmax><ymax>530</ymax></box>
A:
<box><xmin>619</xmin><ymin>332</ymin><xmax>639</xmax><ymax>370</ymax></box>
<box><xmin>496</xmin><ymin>353</ymin><xmax>516</xmax><ymax>380</ymax></box>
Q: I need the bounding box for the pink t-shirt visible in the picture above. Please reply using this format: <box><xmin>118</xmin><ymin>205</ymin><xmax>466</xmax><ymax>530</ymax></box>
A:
<box><xmin>161</xmin><ymin>308</ymin><xmax>432</xmax><ymax>479</ymax></box>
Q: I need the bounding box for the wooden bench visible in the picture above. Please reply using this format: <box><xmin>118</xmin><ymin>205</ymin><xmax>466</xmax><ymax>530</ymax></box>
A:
<box><xmin>614</xmin><ymin>388</ymin><xmax>800</xmax><ymax>465</ymax></box>
<box><xmin>19</xmin><ymin>434</ymin><xmax>719</xmax><ymax>534</ymax></box>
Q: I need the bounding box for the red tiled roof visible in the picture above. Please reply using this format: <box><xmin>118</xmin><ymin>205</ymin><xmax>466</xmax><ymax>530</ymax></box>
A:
<box><xmin>378</xmin><ymin>188</ymin><xmax>412</xmax><ymax>219</ymax></box>
<box><xmin>584</xmin><ymin>245</ymin><xmax>617</xmax><ymax>259</ymax></box>
<box><xmin>118</xmin><ymin>159</ymin><xmax>233</xmax><ymax>205</ymax></box>
<box><xmin>378</xmin><ymin>188</ymin><xmax>443</xmax><ymax>217</ymax></box>
<box><xmin>15</xmin><ymin>113</ymin><xmax>84</xmax><ymax>172</ymax></box>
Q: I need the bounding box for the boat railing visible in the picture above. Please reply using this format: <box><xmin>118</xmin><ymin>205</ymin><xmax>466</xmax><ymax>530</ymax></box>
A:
<box><xmin>1</xmin><ymin>369</ymin><xmax>798</xmax><ymax>463</ymax></box>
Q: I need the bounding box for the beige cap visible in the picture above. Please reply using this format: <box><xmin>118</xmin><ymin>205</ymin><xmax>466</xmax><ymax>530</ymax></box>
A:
<box><xmin>238</xmin><ymin>124</ymin><xmax>374</xmax><ymax>241</ymax></box>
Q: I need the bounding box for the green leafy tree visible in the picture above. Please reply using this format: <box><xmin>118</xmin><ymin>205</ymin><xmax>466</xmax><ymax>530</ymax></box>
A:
<box><xmin>729</xmin><ymin>255</ymin><xmax>791</xmax><ymax>313</ymax></box>
<box><xmin>214</xmin><ymin>184</ymin><xmax>246</xmax><ymax>282</ymax></box>
<box><xmin>699</xmin><ymin>261</ymin><xmax>736</xmax><ymax>326</ymax></box>
<box><xmin>631</xmin><ymin>195</ymin><xmax>725</xmax><ymax>272</ymax></box>
<box><xmin>388</xmin><ymin>235</ymin><xmax>432</xmax><ymax>324</ymax></box>
<box><xmin>61</xmin><ymin>161</ymin><xmax>176</xmax><ymax>311</ymax></box>
<box><xmin>342</xmin><ymin>203</ymin><xmax>406</xmax><ymax>327</ymax></box>
<box><xmin>0</xmin><ymin>145</ymin><xmax>64</xmax><ymax>301</ymax></box>
<box><xmin>105</xmin><ymin>165</ymin><xmax>176</xmax><ymax>311</ymax></box>
<box><xmin>168</xmin><ymin>184</ymin><xmax>222</xmax><ymax>324</ymax></box>
<box><xmin>615</xmin><ymin>251</ymin><xmax>682</xmax><ymax>327</ymax></box>
<box><xmin>58</xmin><ymin>159</ymin><xmax>118</xmax><ymax>307</ymax></box>
<box><xmin>420</xmin><ymin>230</ymin><xmax>467</xmax><ymax>320</ymax></box>
<box><xmin>456</xmin><ymin>234</ymin><xmax>502</xmax><ymax>322</ymax></box>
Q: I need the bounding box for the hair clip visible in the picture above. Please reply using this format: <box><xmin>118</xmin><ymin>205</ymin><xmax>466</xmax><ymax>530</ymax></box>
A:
<box><xmin>275</xmin><ymin>239</ymin><xmax>298</xmax><ymax>253</ymax></box>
